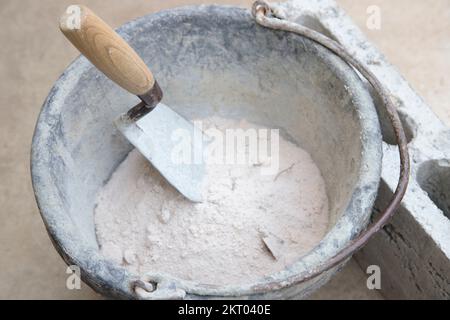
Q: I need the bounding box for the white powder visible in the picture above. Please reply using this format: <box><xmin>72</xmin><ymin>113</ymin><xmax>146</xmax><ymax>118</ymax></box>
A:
<box><xmin>95</xmin><ymin>117</ymin><xmax>329</xmax><ymax>286</ymax></box>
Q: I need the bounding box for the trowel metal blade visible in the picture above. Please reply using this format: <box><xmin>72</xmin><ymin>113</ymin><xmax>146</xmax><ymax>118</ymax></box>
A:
<box><xmin>115</xmin><ymin>104</ymin><xmax>205</xmax><ymax>203</ymax></box>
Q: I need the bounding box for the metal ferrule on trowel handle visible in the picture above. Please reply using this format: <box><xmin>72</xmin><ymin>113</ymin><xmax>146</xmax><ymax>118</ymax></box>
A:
<box><xmin>128</xmin><ymin>81</ymin><xmax>164</xmax><ymax>121</ymax></box>
<box><xmin>60</xmin><ymin>5</ymin><xmax>206</xmax><ymax>203</ymax></box>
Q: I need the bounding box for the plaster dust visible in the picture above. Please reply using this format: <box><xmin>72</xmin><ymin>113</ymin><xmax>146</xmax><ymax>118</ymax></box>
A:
<box><xmin>94</xmin><ymin>117</ymin><xmax>330</xmax><ymax>286</ymax></box>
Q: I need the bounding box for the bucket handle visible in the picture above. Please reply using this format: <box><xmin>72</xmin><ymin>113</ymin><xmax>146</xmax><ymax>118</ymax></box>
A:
<box><xmin>133</xmin><ymin>1</ymin><xmax>410</xmax><ymax>299</ymax></box>
<box><xmin>249</xmin><ymin>0</ymin><xmax>410</xmax><ymax>283</ymax></box>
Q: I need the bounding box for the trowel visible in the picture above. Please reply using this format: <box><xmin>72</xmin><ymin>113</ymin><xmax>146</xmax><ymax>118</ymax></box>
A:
<box><xmin>60</xmin><ymin>5</ymin><xmax>205</xmax><ymax>202</ymax></box>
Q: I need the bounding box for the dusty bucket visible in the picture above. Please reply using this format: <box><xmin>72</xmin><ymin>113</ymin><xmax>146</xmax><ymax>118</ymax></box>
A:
<box><xmin>31</xmin><ymin>5</ymin><xmax>382</xmax><ymax>299</ymax></box>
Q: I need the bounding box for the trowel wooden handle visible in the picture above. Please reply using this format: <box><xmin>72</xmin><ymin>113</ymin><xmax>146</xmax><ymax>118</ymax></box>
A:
<box><xmin>60</xmin><ymin>5</ymin><xmax>155</xmax><ymax>96</ymax></box>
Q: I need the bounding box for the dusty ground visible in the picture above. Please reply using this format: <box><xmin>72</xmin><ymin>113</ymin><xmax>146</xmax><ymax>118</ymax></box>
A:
<box><xmin>0</xmin><ymin>0</ymin><xmax>448</xmax><ymax>299</ymax></box>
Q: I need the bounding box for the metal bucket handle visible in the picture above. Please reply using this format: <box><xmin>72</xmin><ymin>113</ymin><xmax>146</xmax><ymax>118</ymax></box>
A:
<box><xmin>133</xmin><ymin>1</ymin><xmax>410</xmax><ymax>299</ymax></box>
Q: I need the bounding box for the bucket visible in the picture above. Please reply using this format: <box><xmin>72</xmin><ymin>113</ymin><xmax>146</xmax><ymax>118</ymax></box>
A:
<box><xmin>31</xmin><ymin>5</ymin><xmax>382</xmax><ymax>299</ymax></box>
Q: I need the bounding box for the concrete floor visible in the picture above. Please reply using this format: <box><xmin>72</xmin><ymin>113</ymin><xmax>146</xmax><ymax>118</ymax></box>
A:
<box><xmin>0</xmin><ymin>0</ymin><xmax>448</xmax><ymax>300</ymax></box>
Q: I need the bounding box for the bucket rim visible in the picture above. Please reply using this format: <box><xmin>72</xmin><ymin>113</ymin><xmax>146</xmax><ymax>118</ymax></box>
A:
<box><xmin>31</xmin><ymin>4</ymin><xmax>382</xmax><ymax>299</ymax></box>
